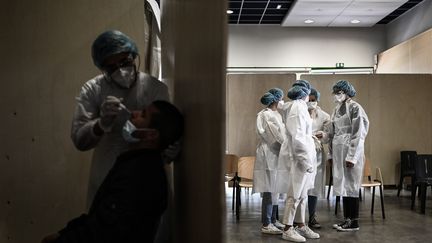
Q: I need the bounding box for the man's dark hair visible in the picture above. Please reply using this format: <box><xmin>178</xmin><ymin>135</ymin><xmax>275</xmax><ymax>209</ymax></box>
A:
<box><xmin>150</xmin><ymin>100</ymin><xmax>184</xmax><ymax>150</ymax></box>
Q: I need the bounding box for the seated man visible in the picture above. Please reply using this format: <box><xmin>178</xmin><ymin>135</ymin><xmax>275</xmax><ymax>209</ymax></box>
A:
<box><xmin>42</xmin><ymin>100</ymin><xmax>184</xmax><ymax>243</ymax></box>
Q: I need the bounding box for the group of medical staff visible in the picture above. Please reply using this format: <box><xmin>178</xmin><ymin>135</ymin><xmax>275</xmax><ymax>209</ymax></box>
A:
<box><xmin>253</xmin><ymin>79</ymin><xmax>369</xmax><ymax>242</ymax></box>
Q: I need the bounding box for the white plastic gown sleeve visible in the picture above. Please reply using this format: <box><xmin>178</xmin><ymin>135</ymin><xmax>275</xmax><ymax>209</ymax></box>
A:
<box><xmin>256</xmin><ymin>110</ymin><xmax>285</xmax><ymax>146</ymax></box>
<box><xmin>71</xmin><ymin>72</ymin><xmax>169</xmax><ymax>207</ymax></box>
<box><xmin>254</xmin><ymin>109</ymin><xmax>286</xmax><ymax>193</ymax></box>
<box><xmin>345</xmin><ymin>103</ymin><xmax>369</xmax><ymax>164</ymax></box>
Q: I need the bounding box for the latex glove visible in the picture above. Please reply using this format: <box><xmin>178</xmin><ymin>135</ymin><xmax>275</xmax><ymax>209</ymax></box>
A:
<box><xmin>98</xmin><ymin>96</ymin><xmax>123</xmax><ymax>132</ymax></box>
<box><xmin>163</xmin><ymin>140</ymin><xmax>182</xmax><ymax>164</ymax></box>
<box><xmin>314</xmin><ymin>131</ymin><xmax>324</xmax><ymax>139</ymax></box>
<box><xmin>312</xmin><ymin>135</ymin><xmax>322</xmax><ymax>152</ymax></box>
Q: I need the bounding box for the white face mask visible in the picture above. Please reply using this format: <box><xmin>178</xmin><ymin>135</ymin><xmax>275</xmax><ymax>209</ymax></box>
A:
<box><xmin>307</xmin><ymin>101</ymin><xmax>317</xmax><ymax>110</ymax></box>
<box><xmin>122</xmin><ymin>120</ymin><xmax>141</xmax><ymax>143</ymax></box>
<box><xmin>111</xmin><ymin>66</ymin><xmax>136</xmax><ymax>88</ymax></box>
<box><xmin>334</xmin><ymin>93</ymin><xmax>346</xmax><ymax>103</ymax></box>
<box><xmin>277</xmin><ymin>100</ymin><xmax>284</xmax><ymax>109</ymax></box>
<box><xmin>303</xmin><ymin>95</ymin><xmax>309</xmax><ymax>102</ymax></box>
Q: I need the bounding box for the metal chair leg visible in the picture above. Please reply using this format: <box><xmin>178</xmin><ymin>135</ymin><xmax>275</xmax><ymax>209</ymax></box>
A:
<box><xmin>420</xmin><ymin>184</ymin><xmax>427</xmax><ymax>214</ymax></box>
<box><xmin>397</xmin><ymin>175</ymin><xmax>403</xmax><ymax>197</ymax></box>
<box><xmin>411</xmin><ymin>184</ymin><xmax>417</xmax><ymax>210</ymax></box>
<box><xmin>327</xmin><ymin>170</ymin><xmax>333</xmax><ymax>200</ymax></box>
<box><xmin>379</xmin><ymin>185</ymin><xmax>386</xmax><ymax>219</ymax></box>
<box><xmin>371</xmin><ymin>186</ymin><xmax>376</xmax><ymax>215</ymax></box>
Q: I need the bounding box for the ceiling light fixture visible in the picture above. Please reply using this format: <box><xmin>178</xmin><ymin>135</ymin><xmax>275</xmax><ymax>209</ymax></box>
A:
<box><xmin>350</xmin><ymin>19</ymin><xmax>361</xmax><ymax>24</ymax></box>
<box><xmin>227</xmin><ymin>10</ymin><xmax>233</xmax><ymax>14</ymax></box>
<box><xmin>276</xmin><ymin>5</ymin><xmax>282</xmax><ymax>9</ymax></box>
<box><xmin>304</xmin><ymin>19</ymin><xmax>314</xmax><ymax>24</ymax></box>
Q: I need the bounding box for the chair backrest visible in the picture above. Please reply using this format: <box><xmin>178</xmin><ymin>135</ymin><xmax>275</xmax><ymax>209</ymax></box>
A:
<box><xmin>225</xmin><ymin>154</ymin><xmax>239</xmax><ymax>174</ymax></box>
<box><xmin>415</xmin><ymin>154</ymin><xmax>432</xmax><ymax>179</ymax></box>
<box><xmin>238</xmin><ymin>156</ymin><xmax>255</xmax><ymax>180</ymax></box>
<box><xmin>363</xmin><ymin>157</ymin><xmax>372</xmax><ymax>179</ymax></box>
<box><xmin>375</xmin><ymin>167</ymin><xmax>384</xmax><ymax>184</ymax></box>
<box><xmin>401</xmin><ymin>151</ymin><xmax>417</xmax><ymax>172</ymax></box>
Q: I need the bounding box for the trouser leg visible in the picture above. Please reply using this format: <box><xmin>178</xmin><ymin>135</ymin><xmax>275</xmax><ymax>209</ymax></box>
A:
<box><xmin>350</xmin><ymin>197</ymin><xmax>359</xmax><ymax>220</ymax></box>
<box><xmin>342</xmin><ymin>197</ymin><xmax>350</xmax><ymax>219</ymax></box>
<box><xmin>283</xmin><ymin>197</ymin><xmax>301</xmax><ymax>225</ymax></box>
<box><xmin>271</xmin><ymin>193</ymin><xmax>279</xmax><ymax>223</ymax></box>
<box><xmin>308</xmin><ymin>195</ymin><xmax>318</xmax><ymax>221</ymax></box>
<box><xmin>262</xmin><ymin>192</ymin><xmax>273</xmax><ymax>225</ymax></box>
<box><xmin>294</xmin><ymin>196</ymin><xmax>307</xmax><ymax>224</ymax></box>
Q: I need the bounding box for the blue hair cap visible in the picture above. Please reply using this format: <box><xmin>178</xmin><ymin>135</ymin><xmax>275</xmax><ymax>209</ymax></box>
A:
<box><xmin>288</xmin><ymin>80</ymin><xmax>311</xmax><ymax>99</ymax></box>
<box><xmin>333</xmin><ymin>80</ymin><xmax>356</xmax><ymax>97</ymax></box>
<box><xmin>268</xmin><ymin>88</ymin><xmax>284</xmax><ymax>101</ymax></box>
<box><xmin>91</xmin><ymin>30</ymin><xmax>139</xmax><ymax>69</ymax></box>
<box><xmin>261</xmin><ymin>92</ymin><xmax>277</xmax><ymax>106</ymax></box>
<box><xmin>310</xmin><ymin>88</ymin><xmax>320</xmax><ymax>101</ymax></box>
<box><xmin>287</xmin><ymin>86</ymin><xmax>309</xmax><ymax>100</ymax></box>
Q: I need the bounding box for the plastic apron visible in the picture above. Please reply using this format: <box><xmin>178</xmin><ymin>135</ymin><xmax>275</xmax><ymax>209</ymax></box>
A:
<box><xmin>330</xmin><ymin>101</ymin><xmax>368</xmax><ymax>197</ymax></box>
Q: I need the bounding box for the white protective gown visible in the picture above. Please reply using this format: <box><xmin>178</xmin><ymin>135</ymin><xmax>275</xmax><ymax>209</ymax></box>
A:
<box><xmin>276</xmin><ymin>100</ymin><xmax>316</xmax><ymax>198</ymax></box>
<box><xmin>308</xmin><ymin>106</ymin><xmax>331</xmax><ymax>198</ymax></box>
<box><xmin>253</xmin><ymin>108</ymin><xmax>286</xmax><ymax>193</ymax></box>
<box><xmin>71</xmin><ymin>72</ymin><xmax>169</xmax><ymax>205</ymax></box>
<box><xmin>327</xmin><ymin>99</ymin><xmax>369</xmax><ymax>197</ymax></box>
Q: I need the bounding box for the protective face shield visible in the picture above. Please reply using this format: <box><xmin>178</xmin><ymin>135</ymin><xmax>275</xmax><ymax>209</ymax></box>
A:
<box><xmin>277</xmin><ymin>100</ymin><xmax>284</xmax><ymax>109</ymax></box>
<box><xmin>334</xmin><ymin>93</ymin><xmax>346</xmax><ymax>103</ymax></box>
<box><xmin>111</xmin><ymin>66</ymin><xmax>136</xmax><ymax>88</ymax></box>
<box><xmin>122</xmin><ymin>120</ymin><xmax>141</xmax><ymax>143</ymax></box>
<box><xmin>307</xmin><ymin>101</ymin><xmax>317</xmax><ymax>110</ymax></box>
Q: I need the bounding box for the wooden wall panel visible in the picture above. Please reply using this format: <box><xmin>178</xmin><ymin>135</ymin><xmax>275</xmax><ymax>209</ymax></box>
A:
<box><xmin>377</xmin><ymin>41</ymin><xmax>410</xmax><ymax>73</ymax></box>
<box><xmin>301</xmin><ymin>74</ymin><xmax>432</xmax><ymax>185</ymax></box>
<box><xmin>377</xmin><ymin>28</ymin><xmax>432</xmax><ymax>74</ymax></box>
<box><xmin>226</xmin><ymin>74</ymin><xmax>296</xmax><ymax>156</ymax></box>
<box><xmin>409</xmin><ymin>30</ymin><xmax>432</xmax><ymax>73</ymax></box>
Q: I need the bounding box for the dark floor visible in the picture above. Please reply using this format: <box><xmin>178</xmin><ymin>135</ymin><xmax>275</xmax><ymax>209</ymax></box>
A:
<box><xmin>225</xmin><ymin>185</ymin><xmax>432</xmax><ymax>243</ymax></box>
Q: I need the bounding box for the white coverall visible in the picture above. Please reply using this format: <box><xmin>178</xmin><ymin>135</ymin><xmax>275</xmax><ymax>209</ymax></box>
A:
<box><xmin>276</xmin><ymin>100</ymin><xmax>316</xmax><ymax>225</ymax></box>
<box><xmin>327</xmin><ymin>99</ymin><xmax>369</xmax><ymax>197</ymax></box>
<box><xmin>253</xmin><ymin>108</ymin><xmax>286</xmax><ymax>193</ymax></box>
<box><xmin>308</xmin><ymin>106</ymin><xmax>331</xmax><ymax>198</ymax></box>
<box><xmin>71</xmin><ymin>72</ymin><xmax>169</xmax><ymax>206</ymax></box>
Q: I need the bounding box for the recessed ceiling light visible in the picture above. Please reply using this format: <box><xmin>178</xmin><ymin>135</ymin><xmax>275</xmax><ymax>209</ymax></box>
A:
<box><xmin>227</xmin><ymin>10</ymin><xmax>234</xmax><ymax>14</ymax></box>
<box><xmin>350</xmin><ymin>19</ymin><xmax>361</xmax><ymax>24</ymax></box>
<box><xmin>304</xmin><ymin>19</ymin><xmax>314</xmax><ymax>24</ymax></box>
<box><xmin>276</xmin><ymin>5</ymin><xmax>282</xmax><ymax>9</ymax></box>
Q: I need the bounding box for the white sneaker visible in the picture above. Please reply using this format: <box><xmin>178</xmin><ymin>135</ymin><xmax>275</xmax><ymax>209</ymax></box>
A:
<box><xmin>261</xmin><ymin>224</ymin><xmax>283</xmax><ymax>235</ymax></box>
<box><xmin>296</xmin><ymin>225</ymin><xmax>320</xmax><ymax>239</ymax></box>
<box><xmin>273</xmin><ymin>220</ymin><xmax>285</xmax><ymax>230</ymax></box>
<box><xmin>282</xmin><ymin>227</ymin><xmax>306</xmax><ymax>242</ymax></box>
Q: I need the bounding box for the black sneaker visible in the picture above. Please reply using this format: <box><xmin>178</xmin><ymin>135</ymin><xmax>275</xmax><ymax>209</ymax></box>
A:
<box><xmin>308</xmin><ymin>216</ymin><xmax>321</xmax><ymax>229</ymax></box>
<box><xmin>337</xmin><ymin>219</ymin><xmax>359</xmax><ymax>232</ymax></box>
<box><xmin>332</xmin><ymin>219</ymin><xmax>347</xmax><ymax>229</ymax></box>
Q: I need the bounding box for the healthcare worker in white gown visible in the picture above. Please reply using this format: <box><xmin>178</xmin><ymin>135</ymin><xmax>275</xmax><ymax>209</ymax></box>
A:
<box><xmin>70</xmin><ymin>30</ymin><xmax>170</xmax><ymax>206</ymax></box>
<box><xmin>306</xmin><ymin>88</ymin><xmax>331</xmax><ymax>229</ymax></box>
<box><xmin>254</xmin><ymin>88</ymin><xmax>286</xmax><ymax>234</ymax></box>
<box><xmin>277</xmin><ymin>80</ymin><xmax>320</xmax><ymax>242</ymax></box>
<box><xmin>327</xmin><ymin>80</ymin><xmax>369</xmax><ymax>232</ymax></box>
